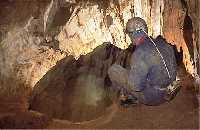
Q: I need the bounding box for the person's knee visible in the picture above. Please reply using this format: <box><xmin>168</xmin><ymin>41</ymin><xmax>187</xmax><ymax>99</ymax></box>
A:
<box><xmin>108</xmin><ymin>64</ymin><xmax>128</xmax><ymax>86</ymax></box>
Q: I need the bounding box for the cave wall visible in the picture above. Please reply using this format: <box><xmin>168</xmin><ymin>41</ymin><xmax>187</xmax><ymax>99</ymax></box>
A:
<box><xmin>58</xmin><ymin>0</ymin><xmax>199</xmax><ymax>78</ymax></box>
<box><xmin>184</xmin><ymin>0</ymin><xmax>200</xmax><ymax>76</ymax></box>
<box><xmin>0</xmin><ymin>0</ymin><xmax>65</xmax><ymax>96</ymax></box>
<box><xmin>57</xmin><ymin>0</ymin><xmax>165</xmax><ymax>58</ymax></box>
<box><xmin>0</xmin><ymin>0</ymin><xmax>199</xmax><ymax>98</ymax></box>
<box><xmin>185</xmin><ymin>0</ymin><xmax>199</xmax><ymax>81</ymax></box>
<box><xmin>163</xmin><ymin>0</ymin><xmax>199</xmax><ymax>78</ymax></box>
<box><xmin>0</xmin><ymin>0</ymin><xmax>166</xmax><ymax>96</ymax></box>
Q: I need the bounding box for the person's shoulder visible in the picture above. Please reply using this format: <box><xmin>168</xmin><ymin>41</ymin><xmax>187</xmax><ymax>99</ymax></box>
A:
<box><xmin>155</xmin><ymin>35</ymin><xmax>171</xmax><ymax>46</ymax></box>
<box><xmin>155</xmin><ymin>35</ymin><xmax>174</xmax><ymax>49</ymax></box>
<box><xmin>155</xmin><ymin>35</ymin><xmax>166</xmax><ymax>43</ymax></box>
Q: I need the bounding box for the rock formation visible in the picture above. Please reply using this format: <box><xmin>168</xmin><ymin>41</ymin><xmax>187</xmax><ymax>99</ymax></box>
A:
<box><xmin>30</xmin><ymin>43</ymin><xmax>134</xmax><ymax>122</ymax></box>
<box><xmin>0</xmin><ymin>0</ymin><xmax>199</xmax><ymax>123</ymax></box>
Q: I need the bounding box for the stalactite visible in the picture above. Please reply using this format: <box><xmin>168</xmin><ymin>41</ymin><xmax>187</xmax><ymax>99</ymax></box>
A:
<box><xmin>151</xmin><ymin>0</ymin><xmax>164</xmax><ymax>37</ymax></box>
<box><xmin>44</xmin><ymin>0</ymin><xmax>59</xmax><ymax>33</ymax></box>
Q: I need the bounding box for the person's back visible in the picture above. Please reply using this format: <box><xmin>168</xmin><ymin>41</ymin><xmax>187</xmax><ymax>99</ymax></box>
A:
<box><xmin>129</xmin><ymin>36</ymin><xmax>177</xmax><ymax>105</ymax></box>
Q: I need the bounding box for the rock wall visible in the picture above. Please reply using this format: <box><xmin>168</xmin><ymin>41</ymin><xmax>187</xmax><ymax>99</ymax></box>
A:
<box><xmin>0</xmin><ymin>0</ymin><xmax>199</xmax><ymax>121</ymax></box>
<box><xmin>185</xmin><ymin>0</ymin><xmax>199</xmax><ymax>76</ymax></box>
<box><xmin>57</xmin><ymin>0</ymin><xmax>199</xmax><ymax>77</ymax></box>
<box><xmin>29</xmin><ymin>0</ymin><xmax>199</xmax><ymax>122</ymax></box>
<box><xmin>57</xmin><ymin>0</ymin><xmax>165</xmax><ymax>58</ymax></box>
<box><xmin>163</xmin><ymin>0</ymin><xmax>199</xmax><ymax>77</ymax></box>
<box><xmin>0</xmin><ymin>0</ymin><xmax>65</xmax><ymax>97</ymax></box>
<box><xmin>0</xmin><ymin>0</ymin><xmax>167</xmax><ymax>95</ymax></box>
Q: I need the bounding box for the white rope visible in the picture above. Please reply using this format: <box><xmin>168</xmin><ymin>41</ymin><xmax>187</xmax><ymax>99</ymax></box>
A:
<box><xmin>141</xmin><ymin>30</ymin><xmax>171</xmax><ymax>79</ymax></box>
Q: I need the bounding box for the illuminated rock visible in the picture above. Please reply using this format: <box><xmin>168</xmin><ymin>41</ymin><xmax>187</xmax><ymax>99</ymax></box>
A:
<box><xmin>0</xmin><ymin>0</ymin><xmax>199</xmax><ymax>123</ymax></box>
<box><xmin>57</xmin><ymin>0</ymin><xmax>165</xmax><ymax>58</ymax></box>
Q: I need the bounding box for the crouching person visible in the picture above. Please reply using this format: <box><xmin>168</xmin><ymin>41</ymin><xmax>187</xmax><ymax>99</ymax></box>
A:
<box><xmin>108</xmin><ymin>17</ymin><xmax>181</xmax><ymax>107</ymax></box>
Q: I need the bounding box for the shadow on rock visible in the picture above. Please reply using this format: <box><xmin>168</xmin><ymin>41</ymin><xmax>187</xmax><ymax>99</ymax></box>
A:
<box><xmin>29</xmin><ymin>43</ymin><xmax>135</xmax><ymax>122</ymax></box>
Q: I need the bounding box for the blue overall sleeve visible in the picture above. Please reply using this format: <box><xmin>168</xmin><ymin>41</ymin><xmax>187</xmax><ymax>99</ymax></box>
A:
<box><xmin>128</xmin><ymin>48</ymin><xmax>149</xmax><ymax>92</ymax></box>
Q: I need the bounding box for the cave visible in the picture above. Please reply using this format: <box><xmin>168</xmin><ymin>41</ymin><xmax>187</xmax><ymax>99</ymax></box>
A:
<box><xmin>0</xmin><ymin>0</ymin><xmax>199</xmax><ymax>129</ymax></box>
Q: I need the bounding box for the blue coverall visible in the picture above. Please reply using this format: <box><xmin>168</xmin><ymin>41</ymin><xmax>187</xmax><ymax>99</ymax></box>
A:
<box><xmin>128</xmin><ymin>36</ymin><xmax>177</xmax><ymax>105</ymax></box>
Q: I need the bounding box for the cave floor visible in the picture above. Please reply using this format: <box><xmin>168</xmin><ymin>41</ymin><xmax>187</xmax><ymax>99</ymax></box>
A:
<box><xmin>48</xmin><ymin>87</ymin><xmax>199</xmax><ymax>129</ymax></box>
<box><xmin>0</xmin><ymin>65</ymin><xmax>199</xmax><ymax>129</ymax></box>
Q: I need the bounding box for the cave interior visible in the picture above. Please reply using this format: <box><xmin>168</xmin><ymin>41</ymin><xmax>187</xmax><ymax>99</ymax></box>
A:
<box><xmin>0</xmin><ymin>0</ymin><xmax>199</xmax><ymax>129</ymax></box>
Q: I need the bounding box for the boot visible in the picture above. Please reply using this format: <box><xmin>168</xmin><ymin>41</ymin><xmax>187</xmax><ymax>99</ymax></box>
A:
<box><xmin>165</xmin><ymin>80</ymin><xmax>181</xmax><ymax>101</ymax></box>
<box><xmin>119</xmin><ymin>93</ymin><xmax>139</xmax><ymax>107</ymax></box>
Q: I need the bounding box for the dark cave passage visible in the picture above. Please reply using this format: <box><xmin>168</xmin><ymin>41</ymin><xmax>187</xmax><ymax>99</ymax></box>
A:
<box><xmin>183</xmin><ymin>13</ymin><xmax>194</xmax><ymax>61</ymax></box>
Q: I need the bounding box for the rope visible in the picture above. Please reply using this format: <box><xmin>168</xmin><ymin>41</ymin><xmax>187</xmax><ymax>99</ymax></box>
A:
<box><xmin>140</xmin><ymin>30</ymin><xmax>171</xmax><ymax>79</ymax></box>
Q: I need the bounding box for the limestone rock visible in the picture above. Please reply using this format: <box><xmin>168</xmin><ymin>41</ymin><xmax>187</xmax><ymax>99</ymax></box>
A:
<box><xmin>0</xmin><ymin>0</ymin><xmax>199</xmax><ymax>124</ymax></box>
<box><xmin>0</xmin><ymin>27</ymin><xmax>65</xmax><ymax>93</ymax></box>
<box><xmin>0</xmin><ymin>0</ymin><xmax>66</xmax><ymax>96</ymax></box>
<box><xmin>30</xmin><ymin>43</ymin><xmax>134</xmax><ymax>122</ymax></box>
<box><xmin>57</xmin><ymin>0</ymin><xmax>165</xmax><ymax>58</ymax></box>
<box><xmin>163</xmin><ymin>0</ymin><xmax>199</xmax><ymax>76</ymax></box>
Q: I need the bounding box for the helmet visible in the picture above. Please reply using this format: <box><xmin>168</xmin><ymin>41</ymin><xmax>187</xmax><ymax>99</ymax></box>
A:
<box><xmin>125</xmin><ymin>17</ymin><xmax>148</xmax><ymax>34</ymax></box>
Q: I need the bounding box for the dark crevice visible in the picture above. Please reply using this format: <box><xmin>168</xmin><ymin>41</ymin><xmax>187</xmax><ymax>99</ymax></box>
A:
<box><xmin>183</xmin><ymin>13</ymin><xmax>194</xmax><ymax>61</ymax></box>
<box><xmin>105</xmin><ymin>15</ymin><xmax>113</xmax><ymax>28</ymax></box>
<box><xmin>180</xmin><ymin>0</ymin><xmax>188</xmax><ymax>9</ymax></box>
<box><xmin>149</xmin><ymin>0</ymin><xmax>153</xmax><ymax>7</ymax></box>
<box><xmin>197</xmin><ymin>57</ymin><xmax>200</xmax><ymax>75</ymax></box>
<box><xmin>173</xmin><ymin>46</ymin><xmax>183</xmax><ymax>66</ymax></box>
<box><xmin>149</xmin><ymin>0</ymin><xmax>152</xmax><ymax>17</ymax></box>
<box><xmin>51</xmin><ymin>6</ymin><xmax>73</xmax><ymax>28</ymax></box>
